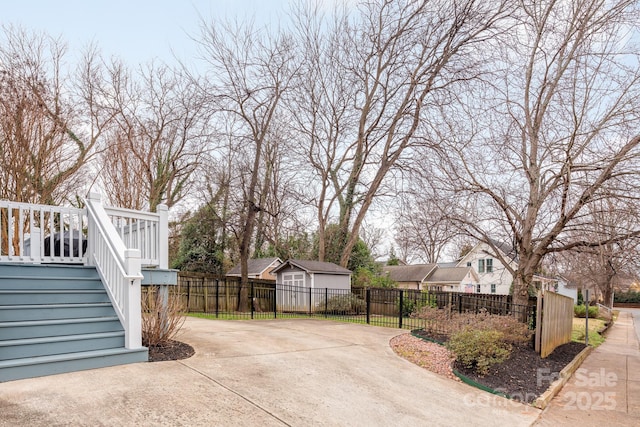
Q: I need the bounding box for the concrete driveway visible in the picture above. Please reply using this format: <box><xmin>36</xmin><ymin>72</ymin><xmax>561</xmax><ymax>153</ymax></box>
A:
<box><xmin>0</xmin><ymin>318</ymin><xmax>540</xmax><ymax>426</ymax></box>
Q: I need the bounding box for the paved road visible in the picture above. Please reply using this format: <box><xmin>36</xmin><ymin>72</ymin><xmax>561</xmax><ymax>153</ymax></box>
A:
<box><xmin>0</xmin><ymin>318</ymin><xmax>540</xmax><ymax>427</ymax></box>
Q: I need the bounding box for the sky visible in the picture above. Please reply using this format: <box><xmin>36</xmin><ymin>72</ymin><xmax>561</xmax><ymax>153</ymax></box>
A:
<box><xmin>1</xmin><ymin>0</ymin><xmax>289</xmax><ymax>67</ymax></box>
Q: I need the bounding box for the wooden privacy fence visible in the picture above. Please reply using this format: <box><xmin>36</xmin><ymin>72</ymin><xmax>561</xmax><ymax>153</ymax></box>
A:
<box><xmin>535</xmin><ymin>290</ymin><xmax>574</xmax><ymax>358</ymax></box>
<box><xmin>175</xmin><ymin>272</ymin><xmax>275</xmax><ymax>313</ymax></box>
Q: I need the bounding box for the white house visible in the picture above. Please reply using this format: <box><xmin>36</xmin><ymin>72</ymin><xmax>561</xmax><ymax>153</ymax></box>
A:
<box><xmin>381</xmin><ymin>264</ymin><xmax>437</xmax><ymax>290</ymax></box>
<box><xmin>456</xmin><ymin>241</ymin><xmax>517</xmax><ymax>295</ymax></box>
<box><xmin>426</xmin><ymin>266</ymin><xmax>479</xmax><ymax>293</ymax></box>
<box><xmin>381</xmin><ymin>263</ymin><xmax>478</xmax><ymax>292</ymax></box>
<box><xmin>541</xmin><ymin>275</ymin><xmax>579</xmax><ymax>304</ymax></box>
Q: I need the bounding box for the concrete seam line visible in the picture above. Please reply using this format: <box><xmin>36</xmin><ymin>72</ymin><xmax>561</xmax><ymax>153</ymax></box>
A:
<box><xmin>178</xmin><ymin>361</ymin><xmax>292</xmax><ymax>427</ymax></box>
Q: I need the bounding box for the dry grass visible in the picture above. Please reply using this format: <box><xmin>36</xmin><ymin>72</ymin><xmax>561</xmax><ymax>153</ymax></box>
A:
<box><xmin>142</xmin><ymin>286</ymin><xmax>186</xmax><ymax>347</ymax></box>
<box><xmin>571</xmin><ymin>317</ymin><xmax>607</xmax><ymax>347</ymax></box>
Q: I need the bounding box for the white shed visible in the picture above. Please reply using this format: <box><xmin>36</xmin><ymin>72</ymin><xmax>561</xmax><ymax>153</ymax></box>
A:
<box><xmin>271</xmin><ymin>259</ymin><xmax>352</xmax><ymax>312</ymax></box>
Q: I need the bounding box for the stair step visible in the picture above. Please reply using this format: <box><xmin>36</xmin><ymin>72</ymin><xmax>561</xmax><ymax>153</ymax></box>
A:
<box><xmin>0</xmin><ymin>276</ymin><xmax>104</xmax><ymax>290</ymax></box>
<box><xmin>0</xmin><ymin>317</ymin><xmax>123</xmax><ymax>340</ymax></box>
<box><xmin>0</xmin><ymin>263</ymin><xmax>148</xmax><ymax>382</ymax></box>
<box><xmin>0</xmin><ymin>303</ymin><xmax>116</xmax><ymax>322</ymax></box>
<box><xmin>0</xmin><ymin>263</ymin><xmax>100</xmax><ymax>279</ymax></box>
<box><xmin>0</xmin><ymin>347</ymin><xmax>149</xmax><ymax>382</ymax></box>
<box><xmin>0</xmin><ymin>290</ymin><xmax>110</xmax><ymax>305</ymax></box>
<box><xmin>0</xmin><ymin>331</ymin><xmax>125</xmax><ymax>361</ymax></box>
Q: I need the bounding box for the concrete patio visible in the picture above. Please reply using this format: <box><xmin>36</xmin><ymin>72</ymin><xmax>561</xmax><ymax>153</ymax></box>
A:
<box><xmin>0</xmin><ymin>317</ymin><xmax>540</xmax><ymax>427</ymax></box>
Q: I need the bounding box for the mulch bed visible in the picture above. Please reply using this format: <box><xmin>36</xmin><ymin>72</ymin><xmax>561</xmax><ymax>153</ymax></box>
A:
<box><xmin>413</xmin><ymin>329</ymin><xmax>586</xmax><ymax>404</ymax></box>
<box><xmin>147</xmin><ymin>340</ymin><xmax>195</xmax><ymax>362</ymax></box>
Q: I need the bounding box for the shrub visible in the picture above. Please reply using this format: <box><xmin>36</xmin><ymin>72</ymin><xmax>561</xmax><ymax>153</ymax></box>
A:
<box><xmin>614</xmin><ymin>291</ymin><xmax>640</xmax><ymax>303</ymax></box>
<box><xmin>317</xmin><ymin>293</ymin><xmax>366</xmax><ymax>314</ymax></box>
<box><xmin>472</xmin><ymin>309</ymin><xmax>533</xmax><ymax>345</ymax></box>
<box><xmin>142</xmin><ymin>286</ymin><xmax>186</xmax><ymax>347</ymax></box>
<box><xmin>447</xmin><ymin>328</ymin><xmax>512</xmax><ymax>376</ymax></box>
<box><xmin>401</xmin><ymin>294</ymin><xmax>437</xmax><ymax>317</ymax></box>
<box><xmin>574</xmin><ymin>304</ymin><xmax>598</xmax><ymax>318</ymax></box>
<box><xmin>413</xmin><ymin>306</ymin><xmax>533</xmax><ymax>345</ymax></box>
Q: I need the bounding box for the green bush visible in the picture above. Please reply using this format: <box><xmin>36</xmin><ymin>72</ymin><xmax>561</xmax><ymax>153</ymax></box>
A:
<box><xmin>614</xmin><ymin>291</ymin><xmax>640</xmax><ymax>303</ymax></box>
<box><xmin>574</xmin><ymin>305</ymin><xmax>598</xmax><ymax>318</ymax></box>
<box><xmin>317</xmin><ymin>293</ymin><xmax>366</xmax><ymax>315</ymax></box>
<box><xmin>447</xmin><ymin>328</ymin><xmax>512</xmax><ymax>376</ymax></box>
<box><xmin>401</xmin><ymin>294</ymin><xmax>437</xmax><ymax>317</ymax></box>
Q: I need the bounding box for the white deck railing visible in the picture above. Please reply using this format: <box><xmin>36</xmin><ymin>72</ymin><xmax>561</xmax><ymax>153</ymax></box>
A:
<box><xmin>0</xmin><ymin>194</ymin><xmax>169</xmax><ymax>350</ymax></box>
<box><xmin>104</xmin><ymin>204</ymin><xmax>168</xmax><ymax>269</ymax></box>
<box><xmin>0</xmin><ymin>200</ymin><xmax>87</xmax><ymax>264</ymax></box>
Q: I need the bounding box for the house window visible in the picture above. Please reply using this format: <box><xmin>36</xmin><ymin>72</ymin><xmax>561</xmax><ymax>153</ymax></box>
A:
<box><xmin>466</xmin><ymin>261</ymin><xmax>471</xmax><ymax>267</ymax></box>
<box><xmin>491</xmin><ymin>284</ymin><xmax>496</xmax><ymax>294</ymax></box>
<box><xmin>486</xmin><ymin>259</ymin><xmax>493</xmax><ymax>273</ymax></box>
<box><xmin>478</xmin><ymin>259</ymin><xmax>485</xmax><ymax>273</ymax></box>
<box><xmin>477</xmin><ymin>284</ymin><xmax>481</xmax><ymax>293</ymax></box>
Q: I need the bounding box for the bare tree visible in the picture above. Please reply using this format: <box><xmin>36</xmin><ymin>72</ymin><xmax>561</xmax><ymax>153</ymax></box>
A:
<box><xmin>555</xmin><ymin>199</ymin><xmax>640</xmax><ymax>307</ymax></box>
<box><xmin>435</xmin><ymin>0</ymin><xmax>640</xmax><ymax>307</ymax></box>
<box><xmin>289</xmin><ymin>0</ymin><xmax>513</xmax><ymax>267</ymax></box>
<box><xmin>100</xmin><ymin>61</ymin><xmax>210</xmax><ymax>212</ymax></box>
<box><xmin>196</xmin><ymin>19</ymin><xmax>299</xmax><ymax>303</ymax></box>
<box><xmin>0</xmin><ymin>26</ymin><xmax>112</xmax><ymax>204</ymax></box>
<box><xmin>394</xmin><ymin>187</ymin><xmax>460</xmax><ymax>263</ymax></box>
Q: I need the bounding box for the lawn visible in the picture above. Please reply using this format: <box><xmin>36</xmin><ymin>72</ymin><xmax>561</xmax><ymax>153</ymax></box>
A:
<box><xmin>186</xmin><ymin>311</ymin><xmax>426</xmax><ymax>330</ymax></box>
<box><xmin>571</xmin><ymin>317</ymin><xmax>607</xmax><ymax>347</ymax></box>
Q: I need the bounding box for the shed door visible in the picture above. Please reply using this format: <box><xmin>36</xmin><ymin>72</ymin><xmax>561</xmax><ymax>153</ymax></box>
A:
<box><xmin>283</xmin><ymin>273</ymin><xmax>305</xmax><ymax>310</ymax></box>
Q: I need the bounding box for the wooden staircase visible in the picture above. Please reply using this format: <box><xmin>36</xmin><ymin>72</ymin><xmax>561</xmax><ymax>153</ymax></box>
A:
<box><xmin>0</xmin><ymin>263</ymin><xmax>148</xmax><ymax>382</ymax></box>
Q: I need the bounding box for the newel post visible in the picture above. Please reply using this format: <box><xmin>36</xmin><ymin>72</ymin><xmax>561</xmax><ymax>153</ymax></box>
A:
<box><xmin>86</xmin><ymin>192</ymin><xmax>103</xmax><ymax>267</ymax></box>
<box><xmin>157</xmin><ymin>204</ymin><xmax>169</xmax><ymax>269</ymax></box>
<box><xmin>27</xmin><ymin>227</ymin><xmax>42</xmax><ymax>264</ymax></box>
<box><xmin>124</xmin><ymin>249</ymin><xmax>143</xmax><ymax>349</ymax></box>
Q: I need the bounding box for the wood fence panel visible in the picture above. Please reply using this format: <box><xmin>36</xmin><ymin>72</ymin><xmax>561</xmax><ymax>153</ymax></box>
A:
<box><xmin>538</xmin><ymin>291</ymin><xmax>574</xmax><ymax>358</ymax></box>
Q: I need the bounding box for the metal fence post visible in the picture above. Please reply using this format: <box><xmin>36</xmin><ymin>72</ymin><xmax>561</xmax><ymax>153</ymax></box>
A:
<box><xmin>187</xmin><ymin>280</ymin><xmax>191</xmax><ymax>312</ymax></box>
<box><xmin>274</xmin><ymin>285</ymin><xmax>277</xmax><ymax>319</ymax></box>
<box><xmin>399</xmin><ymin>289</ymin><xmax>404</xmax><ymax>329</ymax></box>
<box><xmin>309</xmin><ymin>287</ymin><xmax>312</xmax><ymax>317</ymax></box>
<box><xmin>215</xmin><ymin>279</ymin><xmax>219</xmax><ymax>318</ymax></box>
<box><xmin>366</xmin><ymin>288</ymin><xmax>370</xmax><ymax>325</ymax></box>
<box><xmin>325</xmin><ymin>288</ymin><xmax>328</xmax><ymax>318</ymax></box>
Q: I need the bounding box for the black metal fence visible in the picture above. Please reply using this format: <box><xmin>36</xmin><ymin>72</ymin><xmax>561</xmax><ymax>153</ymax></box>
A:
<box><xmin>172</xmin><ymin>273</ymin><xmax>537</xmax><ymax>331</ymax></box>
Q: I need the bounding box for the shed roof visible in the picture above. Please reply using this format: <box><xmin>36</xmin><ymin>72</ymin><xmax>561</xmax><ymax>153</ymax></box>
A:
<box><xmin>382</xmin><ymin>264</ymin><xmax>437</xmax><ymax>283</ymax></box>
<box><xmin>272</xmin><ymin>259</ymin><xmax>352</xmax><ymax>275</ymax></box>
<box><xmin>227</xmin><ymin>257</ymin><xmax>282</xmax><ymax>276</ymax></box>
<box><xmin>427</xmin><ymin>267</ymin><xmax>475</xmax><ymax>284</ymax></box>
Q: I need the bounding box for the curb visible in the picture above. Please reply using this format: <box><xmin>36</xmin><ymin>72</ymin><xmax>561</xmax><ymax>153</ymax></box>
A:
<box><xmin>410</xmin><ymin>329</ymin><xmax>445</xmax><ymax>345</ymax></box>
<box><xmin>532</xmin><ymin>345</ymin><xmax>593</xmax><ymax>409</ymax></box>
<box><xmin>452</xmin><ymin>369</ymin><xmax>510</xmax><ymax>399</ymax></box>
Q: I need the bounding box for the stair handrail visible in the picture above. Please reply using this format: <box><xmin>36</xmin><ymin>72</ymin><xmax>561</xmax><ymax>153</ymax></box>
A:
<box><xmin>85</xmin><ymin>192</ymin><xmax>143</xmax><ymax>349</ymax></box>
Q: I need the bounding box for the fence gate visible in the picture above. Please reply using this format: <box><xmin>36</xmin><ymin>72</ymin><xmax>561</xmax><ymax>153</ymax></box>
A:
<box><xmin>535</xmin><ymin>290</ymin><xmax>574</xmax><ymax>358</ymax></box>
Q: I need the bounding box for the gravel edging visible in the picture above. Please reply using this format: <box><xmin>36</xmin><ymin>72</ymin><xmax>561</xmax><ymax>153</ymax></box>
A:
<box><xmin>397</xmin><ymin>330</ymin><xmax>594</xmax><ymax>407</ymax></box>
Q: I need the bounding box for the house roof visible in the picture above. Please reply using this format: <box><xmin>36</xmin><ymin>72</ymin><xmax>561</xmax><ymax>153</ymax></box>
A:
<box><xmin>427</xmin><ymin>267</ymin><xmax>475</xmax><ymax>284</ymax></box>
<box><xmin>457</xmin><ymin>239</ymin><xmax>518</xmax><ymax>267</ymax></box>
<box><xmin>227</xmin><ymin>257</ymin><xmax>282</xmax><ymax>276</ymax></box>
<box><xmin>437</xmin><ymin>261</ymin><xmax>459</xmax><ymax>268</ymax></box>
<box><xmin>487</xmin><ymin>238</ymin><xmax>518</xmax><ymax>261</ymax></box>
<box><xmin>271</xmin><ymin>259</ymin><xmax>352</xmax><ymax>275</ymax></box>
<box><xmin>382</xmin><ymin>264</ymin><xmax>437</xmax><ymax>283</ymax></box>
